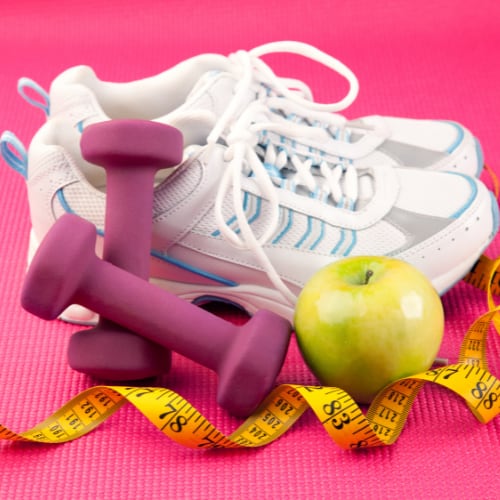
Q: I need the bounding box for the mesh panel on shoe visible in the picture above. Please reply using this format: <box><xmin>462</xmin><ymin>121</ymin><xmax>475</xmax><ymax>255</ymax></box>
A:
<box><xmin>59</xmin><ymin>182</ymin><xmax>105</xmax><ymax>228</ymax></box>
<box><xmin>153</xmin><ymin>160</ymin><xmax>204</xmax><ymax>217</ymax></box>
<box><xmin>352</xmin><ymin>220</ymin><xmax>407</xmax><ymax>255</ymax></box>
<box><xmin>28</xmin><ymin>148</ymin><xmax>76</xmax><ymax>187</ymax></box>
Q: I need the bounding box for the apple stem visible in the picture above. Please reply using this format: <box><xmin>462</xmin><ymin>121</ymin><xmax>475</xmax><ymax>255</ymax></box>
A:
<box><xmin>364</xmin><ymin>269</ymin><xmax>374</xmax><ymax>285</ymax></box>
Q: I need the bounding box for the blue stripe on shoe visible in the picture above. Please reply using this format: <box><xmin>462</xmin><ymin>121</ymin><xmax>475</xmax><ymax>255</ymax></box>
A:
<box><xmin>56</xmin><ymin>188</ymin><xmax>238</xmax><ymax>287</ymax></box>
<box><xmin>57</xmin><ymin>189</ymin><xmax>75</xmax><ymax>213</ymax></box>
<box><xmin>150</xmin><ymin>250</ymin><xmax>238</xmax><ymax>287</ymax></box>
<box><xmin>272</xmin><ymin>208</ymin><xmax>293</xmax><ymax>244</ymax></box>
<box><xmin>474</xmin><ymin>138</ymin><xmax>484</xmax><ymax>177</ymax></box>
<box><xmin>344</xmin><ymin>230</ymin><xmax>357</xmax><ymax>256</ymax></box>
<box><xmin>489</xmin><ymin>190</ymin><xmax>499</xmax><ymax>237</ymax></box>
<box><xmin>331</xmin><ymin>228</ymin><xmax>345</xmax><ymax>254</ymax></box>
<box><xmin>441</xmin><ymin>122</ymin><xmax>484</xmax><ymax>177</ymax></box>
<box><xmin>441</xmin><ymin>121</ymin><xmax>465</xmax><ymax>154</ymax></box>
<box><xmin>447</xmin><ymin>173</ymin><xmax>478</xmax><ymax>219</ymax></box>
<box><xmin>295</xmin><ymin>216</ymin><xmax>312</xmax><ymax>248</ymax></box>
<box><xmin>310</xmin><ymin>220</ymin><xmax>325</xmax><ymax>250</ymax></box>
<box><xmin>211</xmin><ymin>192</ymin><xmax>255</xmax><ymax>237</ymax></box>
<box><xmin>247</xmin><ymin>195</ymin><xmax>261</xmax><ymax>225</ymax></box>
<box><xmin>211</xmin><ymin>214</ymin><xmax>237</xmax><ymax>237</ymax></box>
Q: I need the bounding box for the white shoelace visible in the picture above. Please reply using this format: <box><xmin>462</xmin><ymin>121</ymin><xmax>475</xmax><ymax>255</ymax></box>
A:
<box><xmin>206</xmin><ymin>42</ymin><xmax>376</xmax><ymax>305</ymax></box>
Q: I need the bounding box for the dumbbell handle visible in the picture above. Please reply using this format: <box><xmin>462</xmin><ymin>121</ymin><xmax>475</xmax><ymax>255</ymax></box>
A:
<box><xmin>68</xmin><ymin>252</ymin><xmax>236</xmax><ymax>371</ymax></box>
<box><xmin>101</xmin><ymin>167</ymin><xmax>157</xmax><ymax>277</ymax></box>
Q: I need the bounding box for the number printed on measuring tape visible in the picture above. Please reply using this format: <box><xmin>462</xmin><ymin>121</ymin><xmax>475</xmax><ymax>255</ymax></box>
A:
<box><xmin>1</xmin><ymin>255</ymin><xmax>499</xmax><ymax>450</ymax></box>
<box><xmin>1</xmin><ymin>359</ymin><xmax>498</xmax><ymax>449</ymax></box>
<box><xmin>463</xmin><ymin>254</ymin><xmax>500</xmax><ymax>296</ymax></box>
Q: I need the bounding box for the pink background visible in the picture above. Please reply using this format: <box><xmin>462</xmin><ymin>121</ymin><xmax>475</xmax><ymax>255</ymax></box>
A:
<box><xmin>1</xmin><ymin>1</ymin><xmax>499</xmax><ymax>498</ymax></box>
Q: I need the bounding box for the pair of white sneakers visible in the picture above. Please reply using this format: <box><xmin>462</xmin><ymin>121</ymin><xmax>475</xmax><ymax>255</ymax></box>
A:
<box><xmin>2</xmin><ymin>41</ymin><xmax>498</xmax><ymax>324</ymax></box>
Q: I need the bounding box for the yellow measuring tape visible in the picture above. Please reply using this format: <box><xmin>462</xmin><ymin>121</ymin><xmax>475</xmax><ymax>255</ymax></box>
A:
<box><xmin>1</xmin><ymin>256</ymin><xmax>499</xmax><ymax>450</ymax></box>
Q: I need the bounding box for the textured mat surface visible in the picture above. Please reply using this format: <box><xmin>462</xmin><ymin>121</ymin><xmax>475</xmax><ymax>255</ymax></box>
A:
<box><xmin>0</xmin><ymin>1</ymin><xmax>499</xmax><ymax>498</ymax></box>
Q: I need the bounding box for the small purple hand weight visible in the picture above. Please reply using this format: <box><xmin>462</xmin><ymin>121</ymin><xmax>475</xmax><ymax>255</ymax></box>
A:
<box><xmin>21</xmin><ymin>214</ymin><xmax>292</xmax><ymax>417</ymax></box>
<box><xmin>68</xmin><ymin>119</ymin><xmax>183</xmax><ymax>381</ymax></box>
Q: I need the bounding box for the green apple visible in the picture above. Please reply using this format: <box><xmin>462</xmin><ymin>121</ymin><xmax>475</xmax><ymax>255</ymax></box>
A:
<box><xmin>294</xmin><ymin>256</ymin><xmax>444</xmax><ymax>404</ymax></box>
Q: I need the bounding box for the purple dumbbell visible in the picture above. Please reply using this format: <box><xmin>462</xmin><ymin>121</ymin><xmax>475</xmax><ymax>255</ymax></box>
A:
<box><xmin>22</xmin><ymin>214</ymin><xmax>292</xmax><ymax>417</ymax></box>
<box><xmin>67</xmin><ymin>119</ymin><xmax>183</xmax><ymax>381</ymax></box>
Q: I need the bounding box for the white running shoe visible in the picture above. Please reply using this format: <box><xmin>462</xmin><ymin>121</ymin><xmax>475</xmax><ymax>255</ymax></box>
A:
<box><xmin>6</xmin><ymin>112</ymin><xmax>498</xmax><ymax>324</ymax></box>
<box><xmin>18</xmin><ymin>41</ymin><xmax>484</xmax><ymax>178</ymax></box>
<box><xmin>2</xmin><ymin>41</ymin><xmax>496</xmax><ymax>324</ymax></box>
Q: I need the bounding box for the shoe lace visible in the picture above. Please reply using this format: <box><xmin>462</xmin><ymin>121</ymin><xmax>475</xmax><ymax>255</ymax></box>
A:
<box><xmin>207</xmin><ymin>42</ymin><xmax>373</xmax><ymax>306</ymax></box>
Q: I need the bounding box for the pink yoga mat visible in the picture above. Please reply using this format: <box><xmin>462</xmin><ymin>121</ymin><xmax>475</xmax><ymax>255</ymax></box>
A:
<box><xmin>0</xmin><ymin>1</ymin><xmax>499</xmax><ymax>498</ymax></box>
